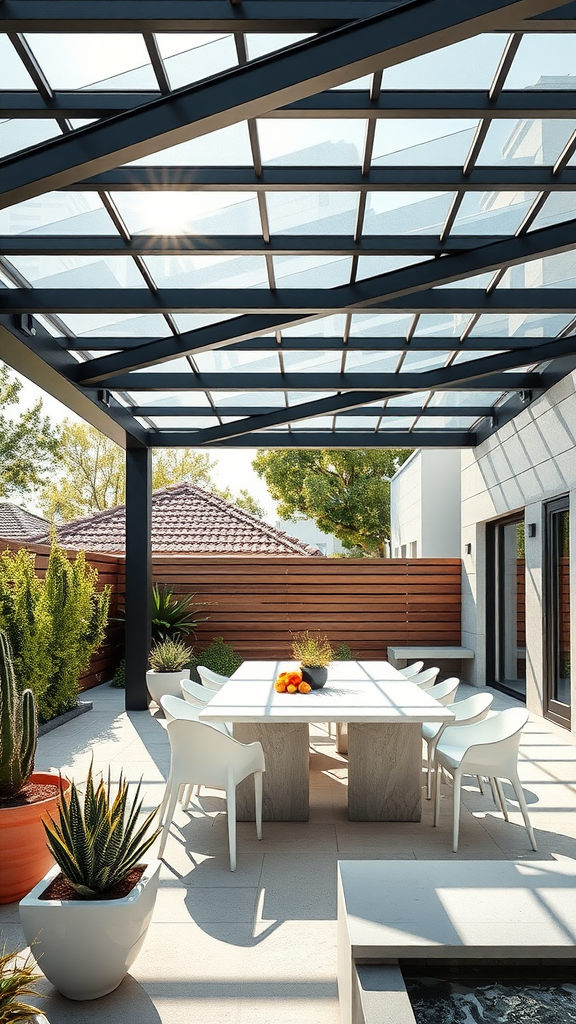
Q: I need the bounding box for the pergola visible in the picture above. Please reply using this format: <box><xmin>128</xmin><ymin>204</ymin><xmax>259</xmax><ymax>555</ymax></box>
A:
<box><xmin>0</xmin><ymin>0</ymin><xmax>575</xmax><ymax>708</ymax></box>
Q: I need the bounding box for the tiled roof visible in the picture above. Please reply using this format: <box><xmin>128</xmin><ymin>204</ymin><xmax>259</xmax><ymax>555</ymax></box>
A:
<box><xmin>0</xmin><ymin>502</ymin><xmax>50</xmax><ymax>541</ymax></box>
<box><xmin>30</xmin><ymin>483</ymin><xmax>323</xmax><ymax>556</ymax></box>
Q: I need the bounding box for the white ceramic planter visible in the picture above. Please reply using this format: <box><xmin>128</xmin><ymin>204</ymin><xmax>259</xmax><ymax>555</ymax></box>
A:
<box><xmin>146</xmin><ymin>668</ymin><xmax>190</xmax><ymax>704</ymax></box>
<box><xmin>19</xmin><ymin>860</ymin><xmax>161</xmax><ymax>1001</ymax></box>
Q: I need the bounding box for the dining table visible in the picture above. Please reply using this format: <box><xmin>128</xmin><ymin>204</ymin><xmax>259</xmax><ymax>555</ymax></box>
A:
<box><xmin>199</xmin><ymin>659</ymin><xmax>454</xmax><ymax>823</ymax></box>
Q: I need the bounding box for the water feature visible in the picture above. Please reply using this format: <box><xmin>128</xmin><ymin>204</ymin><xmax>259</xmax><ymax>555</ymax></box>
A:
<box><xmin>402</xmin><ymin>962</ymin><xmax>576</xmax><ymax>1024</ymax></box>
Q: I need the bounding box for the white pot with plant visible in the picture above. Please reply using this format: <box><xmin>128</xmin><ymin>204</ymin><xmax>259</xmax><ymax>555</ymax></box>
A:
<box><xmin>0</xmin><ymin>942</ymin><xmax>49</xmax><ymax>1024</ymax></box>
<box><xmin>19</xmin><ymin>765</ymin><xmax>162</xmax><ymax>1001</ymax></box>
<box><xmin>146</xmin><ymin>638</ymin><xmax>192</xmax><ymax>705</ymax></box>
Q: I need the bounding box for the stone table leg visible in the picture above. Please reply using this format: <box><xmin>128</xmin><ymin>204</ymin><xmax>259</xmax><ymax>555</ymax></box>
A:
<box><xmin>347</xmin><ymin>722</ymin><xmax>422</xmax><ymax>821</ymax></box>
<box><xmin>234</xmin><ymin>722</ymin><xmax>310</xmax><ymax>821</ymax></box>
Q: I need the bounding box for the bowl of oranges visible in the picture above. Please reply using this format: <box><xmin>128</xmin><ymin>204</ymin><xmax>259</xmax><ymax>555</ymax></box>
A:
<box><xmin>274</xmin><ymin>669</ymin><xmax>312</xmax><ymax>694</ymax></box>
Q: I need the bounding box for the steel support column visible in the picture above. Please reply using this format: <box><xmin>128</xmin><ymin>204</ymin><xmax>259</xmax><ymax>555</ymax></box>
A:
<box><xmin>125</xmin><ymin>444</ymin><xmax>152</xmax><ymax>712</ymax></box>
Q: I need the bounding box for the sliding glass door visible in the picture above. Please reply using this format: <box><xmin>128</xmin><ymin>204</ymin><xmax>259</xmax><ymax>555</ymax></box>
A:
<box><xmin>544</xmin><ymin>497</ymin><xmax>571</xmax><ymax>729</ymax></box>
<box><xmin>487</xmin><ymin>514</ymin><xmax>526</xmax><ymax>701</ymax></box>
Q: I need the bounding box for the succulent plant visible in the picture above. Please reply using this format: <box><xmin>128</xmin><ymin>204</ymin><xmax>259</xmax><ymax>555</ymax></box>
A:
<box><xmin>43</xmin><ymin>764</ymin><xmax>162</xmax><ymax>899</ymax></box>
<box><xmin>0</xmin><ymin>629</ymin><xmax>37</xmax><ymax>801</ymax></box>
<box><xmin>149</xmin><ymin>637</ymin><xmax>192</xmax><ymax>673</ymax></box>
<box><xmin>0</xmin><ymin>943</ymin><xmax>43</xmax><ymax>1024</ymax></box>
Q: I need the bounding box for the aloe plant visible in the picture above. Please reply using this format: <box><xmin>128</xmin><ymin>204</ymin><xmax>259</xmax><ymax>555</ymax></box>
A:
<box><xmin>43</xmin><ymin>764</ymin><xmax>162</xmax><ymax>899</ymax></box>
<box><xmin>0</xmin><ymin>629</ymin><xmax>37</xmax><ymax>801</ymax></box>
<box><xmin>0</xmin><ymin>944</ymin><xmax>43</xmax><ymax>1024</ymax></box>
<box><xmin>149</xmin><ymin>637</ymin><xmax>192</xmax><ymax>673</ymax></box>
<box><xmin>152</xmin><ymin>584</ymin><xmax>208</xmax><ymax>643</ymax></box>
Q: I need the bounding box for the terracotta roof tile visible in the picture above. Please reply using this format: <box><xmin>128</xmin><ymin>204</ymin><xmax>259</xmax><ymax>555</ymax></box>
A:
<box><xmin>0</xmin><ymin>502</ymin><xmax>50</xmax><ymax>541</ymax></box>
<box><xmin>30</xmin><ymin>483</ymin><xmax>322</xmax><ymax>556</ymax></box>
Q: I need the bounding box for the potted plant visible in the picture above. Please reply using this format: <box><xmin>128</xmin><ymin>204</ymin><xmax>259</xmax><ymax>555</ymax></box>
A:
<box><xmin>19</xmin><ymin>764</ymin><xmax>162</xmax><ymax>1001</ymax></box>
<box><xmin>146</xmin><ymin>637</ymin><xmax>192</xmax><ymax>704</ymax></box>
<box><xmin>0</xmin><ymin>942</ymin><xmax>48</xmax><ymax>1024</ymax></box>
<box><xmin>151</xmin><ymin>584</ymin><xmax>208</xmax><ymax>643</ymax></box>
<box><xmin>0</xmin><ymin>630</ymin><xmax>70</xmax><ymax>905</ymax></box>
<box><xmin>290</xmin><ymin>631</ymin><xmax>334</xmax><ymax>690</ymax></box>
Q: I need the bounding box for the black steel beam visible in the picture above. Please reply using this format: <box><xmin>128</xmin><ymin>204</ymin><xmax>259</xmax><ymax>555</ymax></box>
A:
<box><xmin>149</xmin><ymin>429</ymin><xmax>476</xmax><ymax>448</ymax></box>
<box><xmin>72</xmin><ymin>166</ymin><xmax>576</xmax><ymax>192</ymax></box>
<box><xmin>136</xmin><ymin>403</ymin><xmax>493</xmax><ymax>418</ymax></box>
<box><xmin>0</xmin><ymin>234</ymin><xmax>507</xmax><ymax>258</ymax></box>
<box><xmin>2</xmin><ymin>1</ymin><xmax>572</xmax><ymax>33</ymax></box>
<box><xmin>6</xmin><ymin>88</ymin><xmax>576</xmax><ymax>120</ymax></box>
<box><xmin>100</xmin><ymin>371</ymin><xmax>542</xmax><ymax>391</ymax></box>
<box><xmin>124</xmin><ymin>445</ymin><xmax>152</xmax><ymax>712</ymax></box>
<box><xmin>68</xmin><ymin>336</ymin><xmax>541</xmax><ymax>354</ymax></box>
<box><xmin>3</xmin><ymin>288</ymin><xmax>573</xmax><ymax>317</ymax></box>
<box><xmin>0</xmin><ymin>1</ymin><xmax>397</xmax><ymax>33</ymax></box>
<box><xmin>0</xmin><ymin>0</ymin><xmax>565</xmax><ymax>208</ymax></box>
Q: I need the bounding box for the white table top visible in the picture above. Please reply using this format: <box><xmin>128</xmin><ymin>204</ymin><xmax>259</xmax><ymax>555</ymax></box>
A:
<box><xmin>199</xmin><ymin>660</ymin><xmax>455</xmax><ymax>725</ymax></box>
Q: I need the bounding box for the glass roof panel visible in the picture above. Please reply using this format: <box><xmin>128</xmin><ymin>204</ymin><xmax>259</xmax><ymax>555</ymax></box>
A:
<box><xmin>273</xmin><ymin>256</ymin><xmax>352</xmax><ymax>288</ymax></box>
<box><xmin>349</xmin><ymin>312</ymin><xmax>414</xmax><ymax>337</ymax></box>
<box><xmin>356</xmin><ymin>256</ymin><xmax>430</xmax><ymax>281</ymax></box>
<box><xmin>381</xmin><ymin>34</ymin><xmax>505</xmax><ymax>89</ymax></box>
<box><xmin>372</xmin><ymin>121</ymin><xmax>477</xmax><ymax>166</ymax></box>
<box><xmin>505</xmin><ymin>34</ymin><xmax>576</xmax><ymax>89</ymax></box>
<box><xmin>24</xmin><ymin>34</ymin><xmax>155</xmax><ymax>89</ymax></box>
<box><xmin>245</xmin><ymin>34</ymin><xmax>315</xmax><ymax>60</ymax></box>
<box><xmin>428</xmin><ymin>390</ymin><xmax>501</xmax><ymax>407</ymax></box>
<box><xmin>266</xmin><ymin>192</ymin><xmax>358</xmax><ymax>235</ymax></box>
<box><xmin>344</xmin><ymin>351</ymin><xmax>400</xmax><ymax>372</ymax></box>
<box><xmin>0</xmin><ymin>119</ymin><xmax>62</xmax><ymax>159</ymax></box>
<box><xmin>386</xmin><ymin>391</ymin><xmax>429</xmax><ymax>407</ymax></box>
<box><xmin>9</xmin><ymin>255</ymin><xmax>143</xmax><ymax>289</ymax></box>
<box><xmin>334</xmin><ymin>415</ymin><xmax>380</xmax><ymax>429</ymax></box>
<box><xmin>376</xmin><ymin>418</ymin><xmax>416</xmax><ymax>430</ymax></box>
<box><xmin>144</xmin><ymin>416</ymin><xmax>219</xmax><ymax>430</ymax></box>
<box><xmin>528</xmin><ymin>192</ymin><xmax>576</xmax><ymax>232</ymax></box>
<box><xmin>0</xmin><ymin>35</ymin><xmax>36</xmax><ymax>87</ymax></box>
<box><xmin>364</xmin><ymin>192</ymin><xmax>453</xmax><ymax>235</ymax></box>
<box><xmin>194</xmin><ymin>351</ymin><xmax>280</xmax><ymax>373</ymax></box>
<box><xmin>415</xmin><ymin>415</ymin><xmax>478</xmax><ymax>428</ymax></box>
<box><xmin>58</xmin><ymin>314</ymin><xmax>169</xmax><ymax>338</ymax></box>
<box><xmin>159</xmin><ymin>35</ymin><xmax>237</xmax><ymax>88</ymax></box>
<box><xmin>289</xmin><ymin>418</ymin><xmax>337</xmax><ymax>431</ymax></box>
<box><xmin>213</xmin><ymin>392</ymin><xmax>288</xmax><ymax>408</ymax></box>
<box><xmin>132</xmin><ymin>392</ymin><xmax>212</xmax><ymax>409</ymax></box>
<box><xmin>142</xmin><ymin>254</ymin><xmax>269</xmax><ymax>289</ymax></box>
<box><xmin>451</xmin><ymin>192</ymin><xmax>539</xmax><ymax>235</ymax></box>
<box><xmin>477</xmin><ymin>119</ymin><xmax>576</xmax><ymax>166</ymax></box>
<box><xmin>126</xmin><ymin>122</ymin><xmax>253</xmax><ymax>166</ymax></box>
<box><xmin>133</xmin><ymin>357</ymin><xmax>191</xmax><ymax>375</ymax></box>
<box><xmin>258</xmin><ymin>119</ymin><xmax>365</xmax><ymax>166</ymax></box>
<box><xmin>0</xmin><ymin>192</ymin><xmax>113</xmax><ymax>235</ymax></box>
<box><xmin>414</xmin><ymin>314</ymin><xmax>471</xmax><ymax>338</ymax></box>
<box><xmin>281</xmin><ymin>315</ymin><xmax>347</xmax><ymax>338</ymax></box>
<box><xmin>171</xmin><ymin>313</ymin><xmax>240</xmax><ymax>333</ymax></box>
<box><xmin>110</xmin><ymin>191</ymin><xmax>262</xmax><ymax>236</ymax></box>
<box><xmin>437</xmin><ymin>272</ymin><xmax>494</xmax><ymax>289</ymax></box>
<box><xmin>402</xmin><ymin>351</ymin><xmax>451</xmax><ymax>372</ymax></box>
<box><xmin>282</xmin><ymin>352</ymin><xmax>342</xmax><ymax>373</ymax></box>
<box><xmin>497</xmin><ymin>251</ymin><xmax>576</xmax><ymax>289</ymax></box>
<box><xmin>469</xmin><ymin>313</ymin><xmax>575</xmax><ymax>338</ymax></box>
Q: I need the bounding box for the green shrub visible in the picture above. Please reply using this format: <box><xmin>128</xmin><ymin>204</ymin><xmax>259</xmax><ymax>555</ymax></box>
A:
<box><xmin>333</xmin><ymin>643</ymin><xmax>356</xmax><ymax>661</ymax></box>
<box><xmin>110</xmin><ymin>658</ymin><xmax>125</xmax><ymax>688</ymax></box>
<box><xmin>191</xmin><ymin>637</ymin><xmax>243</xmax><ymax>678</ymax></box>
<box><xmin>0</xmin><ymin>537</ymin><xmax>111</xmax><ymax>722</ymax></box>
<box><xmin>149</xmin><ymin>637</ymin><xmax>192</xmax><ymax>672</ymax></box>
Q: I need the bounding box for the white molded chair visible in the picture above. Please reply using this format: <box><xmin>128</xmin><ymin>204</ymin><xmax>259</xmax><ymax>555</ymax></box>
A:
<box><xmin>181</xmin><ymin>677</ymin><xmax>213</xmax><ymax>707</ymax></box>
<box><xmin>197</xmin><ymin>666</ymin><xmax>228</xmax><ymax>691</ymax></box>
<box><xmin>422</xmin><ymin>691</ymin><xmax>493</xmax><ymax>800</ymax></box>
<box><xmin>400</xmin><ymin>661</ymin><xmax>424</xmax><ymax>679</ymax></box>
<box><xmin>158</xmin><ymin>710</ymin><xmax>265</xmax><ymax>871</ymax></box>
<box><xmin>433</xmin><ymin>706</ymin><xmax>536</xmax><ymax>852</ymax></box>
<box><xmin>160</xmin><ymin>693</ymin><xmax>231</xmax><ymax>807</ymax></box>
<box><xmin>425</xmin><ymin>677</ymin><xmax>459</xmax><ymax>706</ymax></box>
<box><xmin>408</xmin><ymin>666</ymin><xmax>440</xmax><ymax>690</ymax></box>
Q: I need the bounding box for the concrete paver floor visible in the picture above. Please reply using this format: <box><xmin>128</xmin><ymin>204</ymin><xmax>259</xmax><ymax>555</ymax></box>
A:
<box><xmin>2</xmin><ymin>682</ymin><xmax>576</xmax><ymax>1024</ymax></box>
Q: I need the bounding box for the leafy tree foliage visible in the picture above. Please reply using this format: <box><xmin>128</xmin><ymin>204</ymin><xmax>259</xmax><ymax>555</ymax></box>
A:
<box><xmin>0</xmin><ymin>363</ymin><xmax>60</xmax><ymax>498</ymax></box>
<box><xmin>40</xmin><ymin>421</ymin><xmax>262</xmax><ymax>520</ymax></box>
<box><xmin>253</xmin><ymin>449</ymin><xmax>412</xmax><ymax>557</ymax></box>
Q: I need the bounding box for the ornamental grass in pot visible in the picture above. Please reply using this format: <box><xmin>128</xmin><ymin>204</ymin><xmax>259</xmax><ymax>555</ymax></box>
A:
<box><xmin>146</xmin><ymin>637</ymin><xmax>192</xmax><ymax>704</ymax></box>
<box><xmin>290</xmin><ymin>631</ymin><xmax>334</xmax><ymax>690</ymax></box>
<box><xmin>0</xmin><ymin>943</ymin><xmax>48</xmax><ymax>1024</ymax></box>
<box><xmin>0</xmin><ymin>630</ymin><xmax>69</xmax><ymax>905</ymax></box>
<box><xmin>19</xmin><ymin>764</ymin><xmax>162</xmax><ymax>1001</ymax></box>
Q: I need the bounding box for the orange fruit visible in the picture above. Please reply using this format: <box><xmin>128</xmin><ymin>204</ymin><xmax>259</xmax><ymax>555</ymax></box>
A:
<box><xmin>298</xmin><ymin>681</ymin><xmax>312</xmax><ymax>693</ymax></box>
<box><xmin>274</xmin><ymin>678</ymin><xmax>287</xmax><ymax>692</ymax></box>
<box><xmin>286</xmin><ymin>684</ymin><xmax>298</xmax><ymax>694</ymax></box>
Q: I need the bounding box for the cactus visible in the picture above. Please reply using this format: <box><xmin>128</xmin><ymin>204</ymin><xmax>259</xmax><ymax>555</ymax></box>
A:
<box><xmin>0</xmin><ymin>629</ymin><xmax>37</xmax><ymax>800</ymax></box>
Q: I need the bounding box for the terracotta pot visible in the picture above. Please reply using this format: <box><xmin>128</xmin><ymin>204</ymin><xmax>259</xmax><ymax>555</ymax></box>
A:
<box><xmin>0</xmin><ymin>771</ymin><xmax>69</xmax><ymax>905</ymax></box>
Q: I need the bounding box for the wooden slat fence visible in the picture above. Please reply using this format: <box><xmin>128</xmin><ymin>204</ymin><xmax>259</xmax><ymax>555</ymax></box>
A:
<box><xmin>151</xmin><ymin>556</ymin><xmax>462</xmax><ymax>661</ymax></box>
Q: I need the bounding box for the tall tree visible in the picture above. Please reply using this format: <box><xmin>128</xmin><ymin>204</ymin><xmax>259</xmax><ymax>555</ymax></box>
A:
<box><xmin>253</xmin><ymin>449</ymin><xmax>412</xmax><ymax>557</ymax></box>
<box><xmin>0</xmin><ymin>363</ymin><xmax>60</xmax><ymax>498</ymax></box>
<box><xmin>40</xmin><ymin>420</ymin><xmax>263</xmax><ymax>521</ymax></box>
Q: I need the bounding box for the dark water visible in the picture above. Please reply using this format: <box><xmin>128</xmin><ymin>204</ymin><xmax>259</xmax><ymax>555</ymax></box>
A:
<box><xmin>403</xmin><ymin>965</ymin><xmax>576</xmax><ymax>1024</ymax></box>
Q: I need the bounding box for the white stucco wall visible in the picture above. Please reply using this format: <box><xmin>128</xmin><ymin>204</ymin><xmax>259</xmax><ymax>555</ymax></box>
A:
<box><xmin>391</xmin><ymin>449</ymin><xmax>461</xmax><ymax>557</ymax></box>
<box><xmin>461</xmin><ymin>370</ymin><xmax>576</xmax><ymax>729</ymax></box>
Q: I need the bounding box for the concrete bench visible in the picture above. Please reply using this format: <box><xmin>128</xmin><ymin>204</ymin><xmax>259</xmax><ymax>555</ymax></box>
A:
<box><xmin>387</xmin><ymin>646</ymin><xmax>474</xmax><ymax>670</ymax></box>
<box><xmin>338</xmin><ymin>860</ymin><xmax>576</xmax><ymax>1024</ymax></box>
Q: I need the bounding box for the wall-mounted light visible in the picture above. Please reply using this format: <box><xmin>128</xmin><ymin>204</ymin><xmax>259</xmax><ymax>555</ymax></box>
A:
<box><xmin>528</xmin><ymin>523</ymin><xmax>537</xmax><ymax>538</ymax></box>
<box><xmin>19</xmin><ymin>313</ymin><xmax>36</xmax><ymax>337</ymax></box>
<box><xmin>465</xmin><ymin>543</ymin><xmax>472</xmax><ymax>555</ymax></box>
